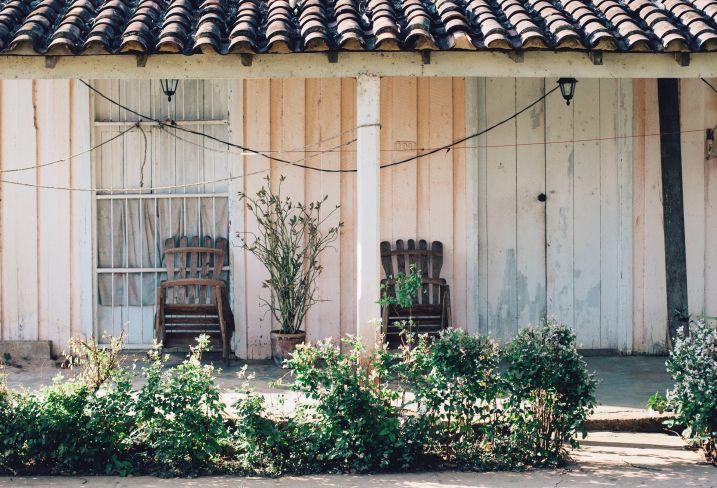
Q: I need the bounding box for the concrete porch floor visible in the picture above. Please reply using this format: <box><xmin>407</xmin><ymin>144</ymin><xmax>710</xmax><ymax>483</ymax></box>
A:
<box><xmin>3</xmin><ymin>353</ymin><xmax>674</xmax><ymax>426</ymax></box>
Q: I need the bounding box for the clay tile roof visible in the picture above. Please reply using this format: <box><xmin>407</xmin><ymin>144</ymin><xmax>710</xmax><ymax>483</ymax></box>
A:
<box><xmin>0</xmin><ymin>0</ymin><xmax>716</xmax><ymax>54</ymax></box>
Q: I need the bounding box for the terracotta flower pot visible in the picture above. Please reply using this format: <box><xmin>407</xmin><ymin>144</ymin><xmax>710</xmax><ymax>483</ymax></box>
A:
<box><xmin>270</xmin><ymin>330</ymin><xmax>306</xmax><ymax>366</ymax></box>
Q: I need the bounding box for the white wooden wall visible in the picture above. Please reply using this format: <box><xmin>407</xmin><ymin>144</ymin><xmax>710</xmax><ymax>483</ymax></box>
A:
<box><xmin>2</xmin><ymin>76</ymin><xmax>716</xmax><ymax>357</ymax></box>
<box><xmin>237</xmin><ymin>78</ymin><xmax>468</xmax><ymax>359</ymax></box>
<box><xmin>0</xmin><ymin>80</ymin><xmax>93</xmax><ymax>355</ymax></box>
<box><xmin>632</xmin><ymin>78</ymin><xmax>717</xmax><ymax>353</ymax></box>
<box><xmin>469</xmin><ymin>78</ymin><xmax>633</xmax><ymax>351</ymax></box>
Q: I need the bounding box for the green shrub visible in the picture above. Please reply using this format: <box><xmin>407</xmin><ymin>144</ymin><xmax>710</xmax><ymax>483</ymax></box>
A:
<box><xmin>134</xmin><ymin>336</ymin><xmax>228</xmax><ymax>475</ymax></box>
<box><xmin>0</xmin><ymin>336</ymin><xmax>134</xmax><ymax>476</ymax></box>
<box><xmin>0</xmin><ymin>373</ymin><xmax>134</xmax><ymax>475</ymax></box>
<box><xmin>229</xmin><ymin>367</ymin><xmax>300</xmax><ymax>476</ymax></box>
<box><xmin>665</xmin><ymin>320</ymin><xmax>717</xmax><ymax>464</ymax></box>
<box><xmin>0</xmin><ymin>390</ymin><xmax>37</xmax><ymax>473</ymax></box>
<box><xmin>0</xmin><ymin>326</ymin><xmax>599</xmax><ymax>476</ymax></box>
<box><xmin>285</xmin><ymin>338</ymin><xmax>414</xmax><ymax>473</ymax></box>
<box><xmin>501</xmin><ymin>321</ymin><xmax>597</xmax><ymax>466</ymax></box>
<box><xmin>397</xmin><ymin>329</ymin><xmax>501</xmax><ymax>466</ymax></box>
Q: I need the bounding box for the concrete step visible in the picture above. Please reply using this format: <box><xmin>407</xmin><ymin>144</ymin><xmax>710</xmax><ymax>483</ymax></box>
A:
<box><xmin>586</xmin><ymin>406</ymin><xmax>675</xmax><ymax>432</ymax></box>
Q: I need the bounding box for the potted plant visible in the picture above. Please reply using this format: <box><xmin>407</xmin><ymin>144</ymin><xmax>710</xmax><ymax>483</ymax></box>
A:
<box><xmin>238</xmin><ymin>176</ymin><xmax>342</xmax><ymax>365</ymax></box>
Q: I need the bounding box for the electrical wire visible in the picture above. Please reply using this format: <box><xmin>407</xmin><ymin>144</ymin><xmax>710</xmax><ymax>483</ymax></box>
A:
<box><xmin>0</xmin><ymin>168</ymin><xmax>270</xmax><ymax>193</ymax></box>
<box><xmin>6</xmin><ymin>80</ymin><xmax>699</xmax><ymax>192</ymax></box>
<box><xmin>163</xmin><ymin>123</ymin><xmax>709</xmax><ymax>154</ymax></box>
<box><xmin>0</xmin><ymin>124</ymin><xmax>137</xmax><ymax>174</ymax></box>
<box><xmin>82</xmin><ymin>79</ymin><xmax>368</xmax><ymax>173</ymax></box>
<box><xmin>381</xmin><ymin>86</ymin><xmax>559</xmax><ymax>169</ymax></box>
<box><xmin>701</xmin><ymin>77</ymin><xmax>717</xmax><ymax>95</ymax></box>
<box><xmin>81</xmin><ymin>79</ymin><xmax>559</xmax><ymax>174</ymax></box>
<box><xmin>137</xmin><ymin>124</ymin><xmax>148</xmax><ymax>188</ymax></box>
<box><xmin>158</xmin><ymin>123</ymin><xmax>356</xmax><ymax>160</ymax></box>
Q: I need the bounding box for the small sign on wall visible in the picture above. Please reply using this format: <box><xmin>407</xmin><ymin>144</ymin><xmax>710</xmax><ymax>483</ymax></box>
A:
<box><xmin>395</xmin><ymin>140</ymin><xmax>417</xmax><ymax>151</ymax></box>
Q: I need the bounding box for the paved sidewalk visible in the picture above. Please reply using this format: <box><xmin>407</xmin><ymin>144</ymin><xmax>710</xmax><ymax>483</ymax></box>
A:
<box><xmin>1</xmin><ymin>432</ymin><xmax>714</xmax><ymax>487</ymax></box>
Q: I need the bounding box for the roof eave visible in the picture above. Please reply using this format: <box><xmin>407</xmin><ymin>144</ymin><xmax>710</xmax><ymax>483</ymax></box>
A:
<box><xmin>0</xmin><ymin>50</ymin><xmax>715</xmax><ymax>80</ymax></box>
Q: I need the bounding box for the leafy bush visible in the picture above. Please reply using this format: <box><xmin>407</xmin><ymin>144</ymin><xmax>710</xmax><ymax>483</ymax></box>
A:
<box><xmin>0</xmin><ymin>334</ymin><xmax>134</xmax><ymax>476</ymax></box>
<box><xmin>229</xmin><ymin>367</ymin><xmax>299</xmax><ymax>476</ymax></box>
<box><xmin>65</xmin><ymin>332</ymin><xmax>126</xmax><ymax>392</ymax></box>
<box><xmin>665</xmin><ymin>320</ymin><xmax>717</xmax><ymax>464</ymax></box>
<box><xmin>285</xmin><ymin>338</ymin><xmax>414</xmax><ymax>473</ymax></box>
<box><xmin>380</xmin><ymin>263</ymin><xmax>423</xmax><ymax>309</ymax></box>
<box><xmin>501</xmin><ymin>321</ymin><xmax>597</xmax><ymax>465</ymax></box>
<box><xmin>0</xmin><ymin>373</ymin><xmax>134</xmax><ymax>475</ymax></box>
<box><xmin>397</xmin><ymin>329</ymin><xmax>501</xmax><ymax>466</ymax></box>
<box><xmin>134</xmin><ymin>336</ymin><xmax>228</xmax><ymax>475</ymax></box>
<box><xmin>0</xmin><ymin>324</ymin><xmax>598</xmax><ymax>476</ymax></box>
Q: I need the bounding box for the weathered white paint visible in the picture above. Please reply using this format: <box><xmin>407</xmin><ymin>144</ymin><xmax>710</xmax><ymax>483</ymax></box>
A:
<box><xmin>465</xmin><ymin>77</ymin><xmax>480</xmax><ymax>335</ymax></box>
<box><xmin>616</xmin><ymin>80</ymin><xmax>634</xmax><ymax>353</ymax></box>
<box><xmin>0</xmin><ymin>80</ymin><xmax>94</xmax><ymax>354</ymax></box>
<box><xmin>632</xmin><ymin>79</ymin><xmax>668</xmax><ymax>353</ymax></box>
<box><xmin>356</xmin><ymin>74</ymin><xmax>381</xmax><ymax>350</ymax></box>
<box><xmin>228</xmin><ymin>79</ymin><xmax>246</xmax><ymax>358</ymax></box>
<box><xmin>70</xmin><ymin>80</ymin><xmax>95</xmax><ymax>339</ymax></box>
<box><xmin>2</xmin><ymin>74</ymin><xmax>714</xmax><ymax>357</ymax></box>
<box><xmin>243</xmin><ymin>79</ymin><xmax>272</xmax><ymax>358</ymax></box>
<box><xmin>339</xmin><ymin>78</ymin><xmax>358</xmax><ymax>345</ymax></box>
<box><xmin>704</xmin><ymin>80</ymin><xmax>717</xmax><ymax>320</ymax></box>
<box><xmin>631</xmin><ymin>77</ymin><xmax>717</xmax><ymax>352</ymax></box>
<box><xmin>37</xmin><ymin>80</ymin><xmax>72</xmax><ymax>349</ymax></box>
<box><xmin>452</xmin><ymin>78</ymin><xmax>468</xmax><ymax>332</ymax></box>
<box><xmin>1</xmin><ymin>80</ymin><xmax>39</xmax><ymax>342</ymax></box>
<box><xmin>306</xmin><ymin>79</ymin><xmax>343</xmax><ymax>345</ymax></box>
<box><xmin>545</xmin><ymin>77</ymin><xmax>575</xmax><ymax>336</ymax></box>
<box><xmin>474</xmin><ymin>79</ymin><xmax>489</xmax><ymax>336</ymax></box>
<box><xmin>516</xmin><ymin>78</ymin><xmax>547</xmax><ymax>331</ymax></box>
<box><xmin>485</xmin><ymin>77</ymin><xmax>518</xmax><ymax>343</ymax></box>
<box><xmin>2</xmin><ymin>52</ymin><xmax>717</xmax><ymax>80</ymax></box>
<box><xmin>468</xmin><ymin>78</ymin><xmax>635</xmax><ymax>350</ymax></box>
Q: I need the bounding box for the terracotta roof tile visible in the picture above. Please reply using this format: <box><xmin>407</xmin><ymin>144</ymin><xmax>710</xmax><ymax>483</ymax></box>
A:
<box><xmin>0</xmin><ymin>0</ymin><xmax>715</xmax><ymax>54</ymax></box>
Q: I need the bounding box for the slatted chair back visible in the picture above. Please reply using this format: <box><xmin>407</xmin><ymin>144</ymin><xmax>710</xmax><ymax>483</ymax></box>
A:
<box><xmin>380</xmin><ymin>239</ymin><xmax>445</xmax><ymax>305</ymax></box>
<box><xmin>155</xmin><ymin>235</ymin><xmax>234</xmax><ymax>363</ymax></box>
<box><xmin>379</xmin><ymin>239</ymin><xmax>452</xmax><ymax>348</ymax></box>
<box><xmin>161</xmin><ymin>236</ymin><xmax>228</xmax><ymax>305</ymax></box>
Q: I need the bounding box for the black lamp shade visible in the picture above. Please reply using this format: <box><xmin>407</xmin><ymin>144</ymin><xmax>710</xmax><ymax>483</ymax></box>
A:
<box><xmin>160</xmin><ymin>79</ymin><xmax>180</xmax><ymax>102</ymax></box>
<box><xmin>557</xmin><ymin>77</ymin><xmax>577</xmax><ymax>105</ymax></box>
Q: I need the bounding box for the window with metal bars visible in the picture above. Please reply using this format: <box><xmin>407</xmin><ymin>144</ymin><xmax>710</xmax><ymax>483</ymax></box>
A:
<box><xmin>91</xmin><ymin>80</ymin><xmax>231</xmax><ymax>346</ymax></box>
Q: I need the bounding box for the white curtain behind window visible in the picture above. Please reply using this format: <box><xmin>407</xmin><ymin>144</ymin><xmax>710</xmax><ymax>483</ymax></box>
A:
<box><xmin>92</xmin><ymin>80</ymin><xmax>230</xmax><ymax>345</ymax></box>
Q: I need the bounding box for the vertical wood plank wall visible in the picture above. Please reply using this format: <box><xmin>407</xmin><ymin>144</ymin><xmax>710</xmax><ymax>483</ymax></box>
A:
<box><xmin>473</xmin><ymin>78</ymin><xmax>633</xmax><ymax>351</ymax></box>
<box><xmin>632</xmin><ymin>78</ymin><xmax>717</xmax><ymax>353</ymax></box>
<box><xmin>0</xmin><ymin>80</ymin><xmax>92</xmax><ymax>355</ymax></box>
<box><xmin>239</xmin><ymin>77</ymin><xmax>467</xmax><ymax>359</ymax></box>
<box><xmin>2</xmin><ymin>76</ymin><xmax>717</xmax><ymax>357</ymax></box>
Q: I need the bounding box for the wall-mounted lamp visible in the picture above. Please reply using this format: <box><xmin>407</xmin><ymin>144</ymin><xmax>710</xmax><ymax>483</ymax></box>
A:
<box><xmin>557</xmin><ymin>78</ymin><xmax>578</xmax><ymax>106</ymax></box>
<box><xmin>160</xmin><ymin>79</ymin><xmax>180</xmax><ymax>102</ymax></box>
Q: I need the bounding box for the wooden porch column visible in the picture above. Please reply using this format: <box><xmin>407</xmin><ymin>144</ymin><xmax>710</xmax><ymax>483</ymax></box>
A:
<box><xmin>356</xmin><ymin>74</ymin><xmax>381</xmax><ymax>351</ymax></box>
<box><xmin>657</xmin><ymin>78</ymin><xmax>689</xmax><ymax>347</ymax></box>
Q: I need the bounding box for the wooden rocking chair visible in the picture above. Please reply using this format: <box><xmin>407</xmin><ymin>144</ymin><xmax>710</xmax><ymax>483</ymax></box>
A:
<box><xmin>380</xmin><ymin>239</ymin><xmax>452</xmax><ymax>348</ymax></box>
<box><xmin>154</xmin><ymin>236</ymin><xmax>235</xmax><ymax>363</ymax></box>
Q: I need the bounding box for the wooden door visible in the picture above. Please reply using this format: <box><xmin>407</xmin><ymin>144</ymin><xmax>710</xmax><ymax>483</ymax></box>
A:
<box><xmin>473</xmin><ymin>78</ymin><xmax>632</xmax><ymax>351</ymax></box>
